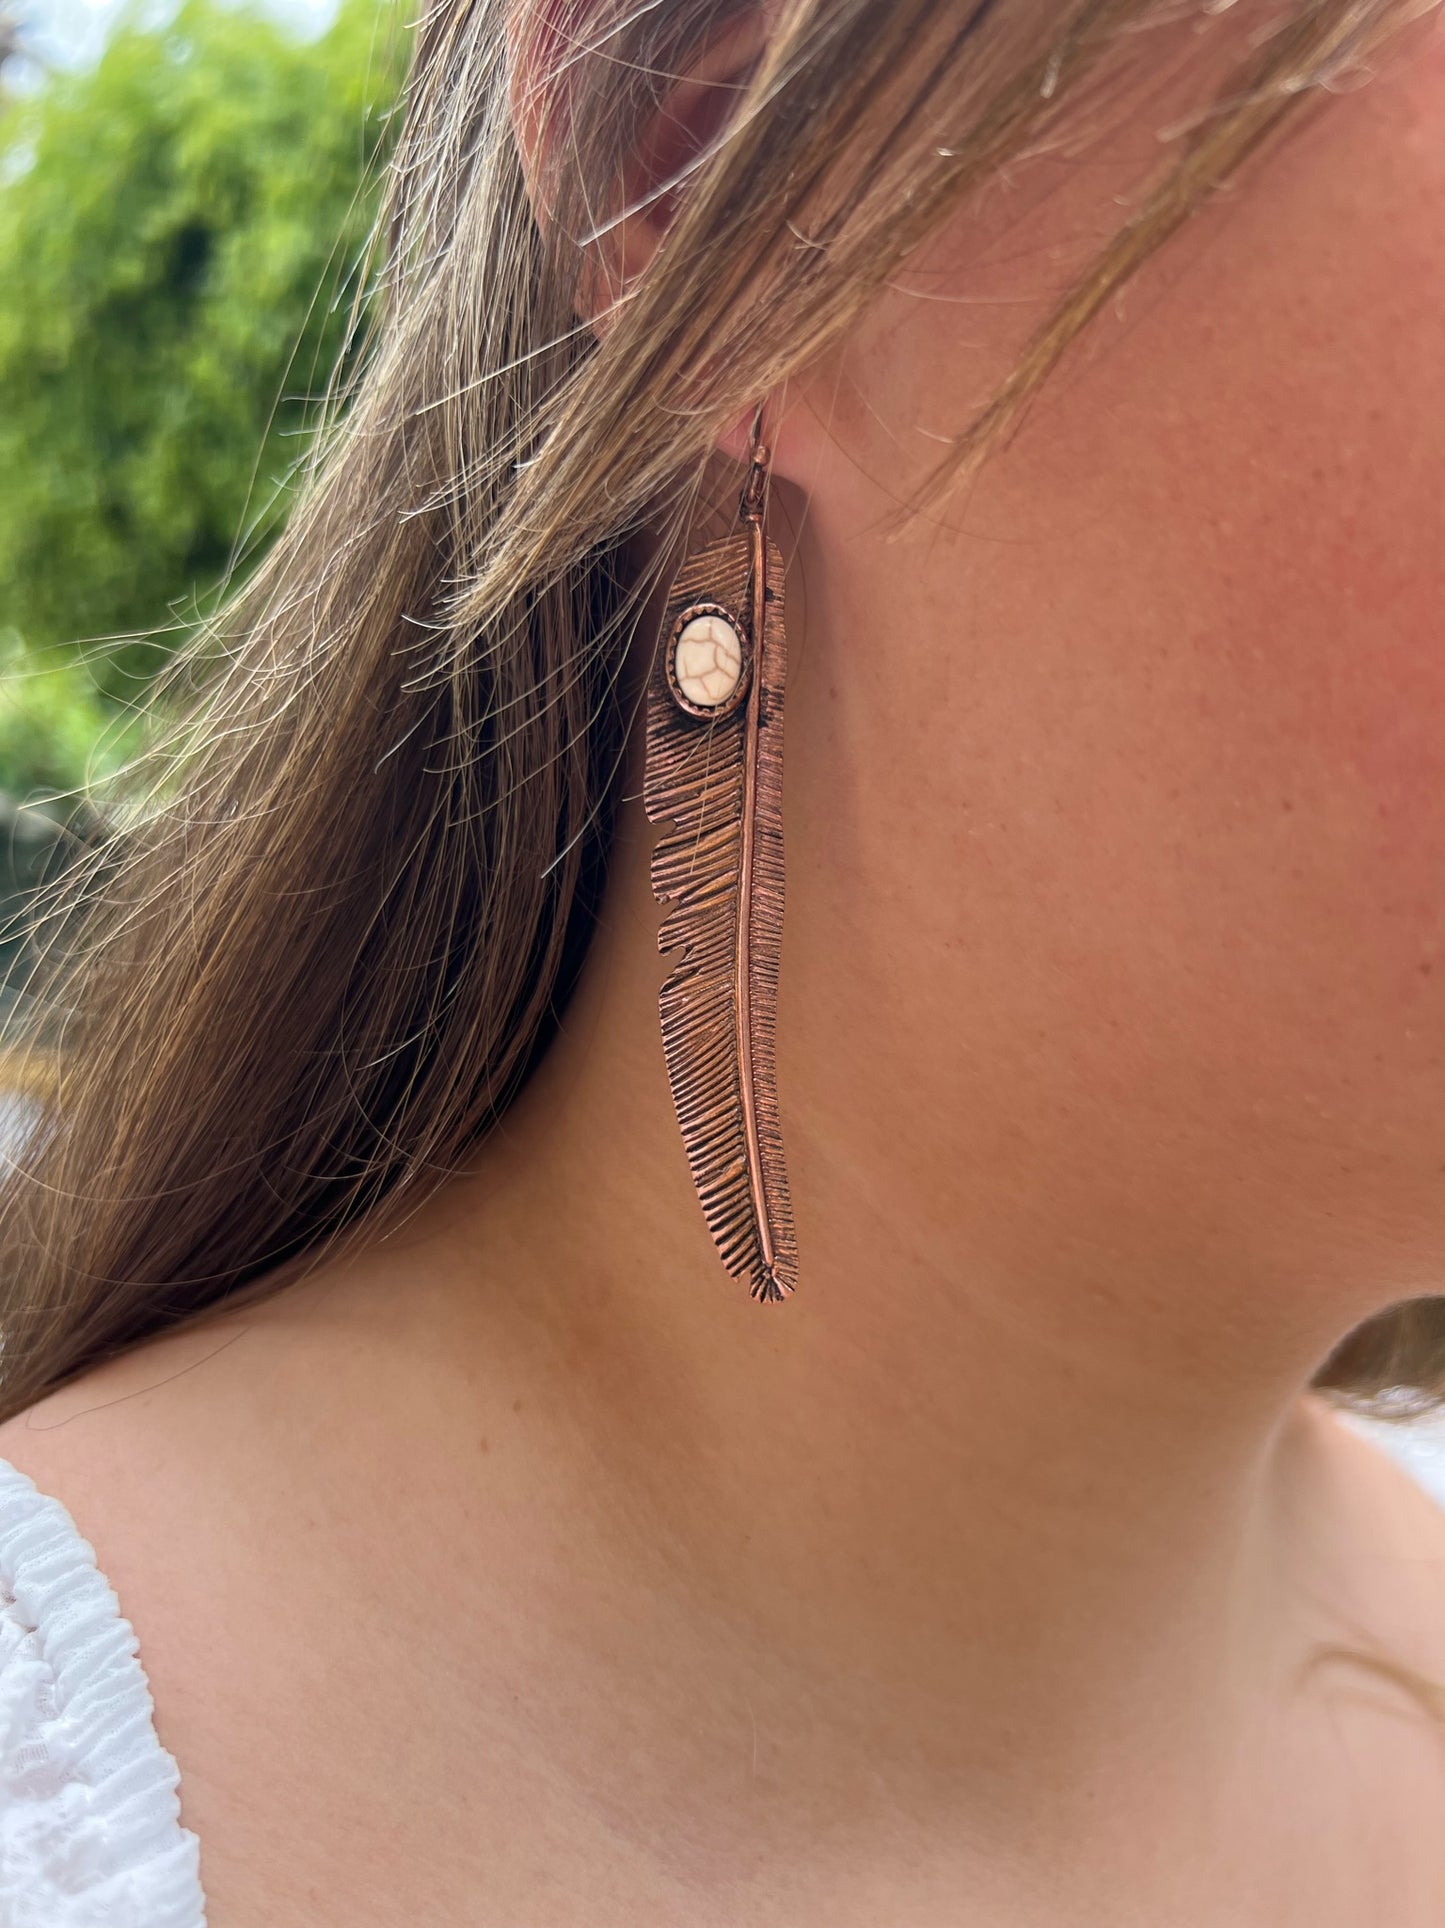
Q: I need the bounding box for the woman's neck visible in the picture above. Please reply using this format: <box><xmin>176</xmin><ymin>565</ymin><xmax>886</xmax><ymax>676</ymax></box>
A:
<box><xmin>258</xmin><ymin>760</ymin><xmax>1419</xmax><ymax>1915</ymax></box>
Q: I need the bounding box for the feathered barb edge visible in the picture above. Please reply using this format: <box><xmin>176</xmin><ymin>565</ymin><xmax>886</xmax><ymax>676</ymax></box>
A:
<box><xmin>641</xmin><ymin>491</ymin><xmax>798</xmax><ymax>1301</ymax></box>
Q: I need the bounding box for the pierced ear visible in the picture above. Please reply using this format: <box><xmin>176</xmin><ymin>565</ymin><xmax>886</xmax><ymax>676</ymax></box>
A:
<box><xmin>507</xmin><ymin>4</ymin><xmax>768</xmax><ymax>342</ymax></box>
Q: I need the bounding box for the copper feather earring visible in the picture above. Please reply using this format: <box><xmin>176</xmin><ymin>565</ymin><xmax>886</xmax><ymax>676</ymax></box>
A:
<box><xmin>642</xmin><ymin>406</ymin><xmax>799</xmax><ymax>1302</ymax></box>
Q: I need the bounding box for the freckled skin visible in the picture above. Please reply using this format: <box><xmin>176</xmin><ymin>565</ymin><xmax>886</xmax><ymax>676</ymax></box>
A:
<box><xmin>766</xmin><ymin>3</ymin><xmax>1445</xmax><ymax>1334</ymax></box>
<box><xmin>7</xmin><ymin>17</ymin><xmax>1445</xmax><ymax>1928</ymax></box>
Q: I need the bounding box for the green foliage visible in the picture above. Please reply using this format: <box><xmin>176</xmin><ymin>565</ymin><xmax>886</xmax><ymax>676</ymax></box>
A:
<box><xmin>0</xmin><ymin>631</ymin><xmax>145</xmax><ymax>801</ymax></box>
<box><xmin>0</xmin><ymin>0</ymin><xmax>404</xmax><ymax>798</ymax></box>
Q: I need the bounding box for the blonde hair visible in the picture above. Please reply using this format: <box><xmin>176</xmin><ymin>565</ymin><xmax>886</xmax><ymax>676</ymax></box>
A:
<box><xmin>2</xmin><ymin>0</ymin><xmax>1440</xmax><ymax>1441</ymax></box>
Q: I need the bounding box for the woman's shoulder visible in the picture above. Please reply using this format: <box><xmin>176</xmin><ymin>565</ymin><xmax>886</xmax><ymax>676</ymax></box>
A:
<box><xmin>1299</xmin><ymin>1391</ymin><xmax>1445</xmax><ymax>1717</ymax></box>
<box><xmin>0</xmin><ymin>1290</ymin><xmax>488</xmax><ymax>1928</ymax></box>
<box><xmin>0</xmin><ymin>1436</ymin><xmax>207</xmax><ymax>1925</ymax></box>
<box><xmin>0</xmin><ymin>1309</ymin><xmax>318</xmax><ymax>1927</ymax></box>
<box><xmin>1331</xmin><ymin>1397</ymin><xmax>1445</xmax><ymax>1518</ymax></box>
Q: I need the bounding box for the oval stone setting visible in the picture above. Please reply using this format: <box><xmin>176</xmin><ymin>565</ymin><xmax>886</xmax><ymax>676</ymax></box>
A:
<box><xmin>667</xmin><ymin>604</ymin><xmax>749</xmax><ymax>718</ymax></box>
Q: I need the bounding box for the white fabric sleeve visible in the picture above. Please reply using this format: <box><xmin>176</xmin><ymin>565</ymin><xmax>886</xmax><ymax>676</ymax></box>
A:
<box><xmin>0</xmin><ymin>1455</ymin><xmax>206</xmax><ymax>1927</ymax></box>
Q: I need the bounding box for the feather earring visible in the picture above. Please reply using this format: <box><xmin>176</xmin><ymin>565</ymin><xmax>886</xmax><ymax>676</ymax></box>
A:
<box><xmin>642</xmin><ymin>409</ymin><xmax>799</xmax><ymax>1301</ymax></box>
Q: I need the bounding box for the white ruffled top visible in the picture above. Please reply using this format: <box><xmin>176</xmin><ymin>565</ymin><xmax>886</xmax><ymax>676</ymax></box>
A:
<box><xmin>0</xmin><ymin>1455</ymin><xmax>205</xmax><ymax>1927</ymax></box>
<box><xmin>0</xmin><ymin>1412</ymin><xmax>1442</xmax><ymax>1927</ymax></box>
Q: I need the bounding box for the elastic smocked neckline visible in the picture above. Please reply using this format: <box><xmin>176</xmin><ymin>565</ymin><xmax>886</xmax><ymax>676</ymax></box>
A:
<box><xmin>0</xmin><ymin>1452</ymin><xmax>207</xmax><ymax>1925</ymax></box>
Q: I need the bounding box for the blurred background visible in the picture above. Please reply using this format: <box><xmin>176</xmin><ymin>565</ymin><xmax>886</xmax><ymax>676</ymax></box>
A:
<box><xmin>0</xmin><ymin>0</ymin><xmax>403</xmax><ymax>1055</ymax></box>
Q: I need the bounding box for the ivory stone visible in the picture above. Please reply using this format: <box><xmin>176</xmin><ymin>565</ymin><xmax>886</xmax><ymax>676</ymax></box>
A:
<box><xmin>673</xmin><ymin>613</ymin><xmax>743</xmax><ymax>708</ymax></box>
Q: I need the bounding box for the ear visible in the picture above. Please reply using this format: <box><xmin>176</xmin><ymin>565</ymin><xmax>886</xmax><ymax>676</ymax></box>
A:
<box><xmin>506</xmin><ymin>4</ymin><xmax>768</xmax><ymax>345</ymax></box>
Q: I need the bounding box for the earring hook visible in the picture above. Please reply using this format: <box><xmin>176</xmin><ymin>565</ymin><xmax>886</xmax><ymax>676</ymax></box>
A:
<box><xmin>741</xmin><ymin>399</ymin><xmax>771</xmax><ymax>522</ymax></box>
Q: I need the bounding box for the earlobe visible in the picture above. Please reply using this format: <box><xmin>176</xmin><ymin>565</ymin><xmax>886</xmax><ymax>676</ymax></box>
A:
<box><xmin>506</xmin><ymin>1</ymin><xmax>769</xmax><ymax>342</ymax></box>
<box><xmin>715</xmin><ymin>406</ymin><xmax>763</xmax><ymax>465</ymax></box>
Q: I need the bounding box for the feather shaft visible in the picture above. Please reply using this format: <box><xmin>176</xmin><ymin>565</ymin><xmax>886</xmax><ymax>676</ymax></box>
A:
<box><xmin>642</xmin><ymin>487</ymin><xmax>799</xmax><ymax>1302</ymax></box>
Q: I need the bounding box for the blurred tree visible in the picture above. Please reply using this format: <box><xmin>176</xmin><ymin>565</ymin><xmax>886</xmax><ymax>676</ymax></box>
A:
<box><xmin>0</xmin><ymin>0</ymin><xmax>403</xmax><ymax>789</ymax></box>
<box><xmin>0</xmin><ymin>3</ymin><xmax>22</xmax><ymax>120</ymax></box>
